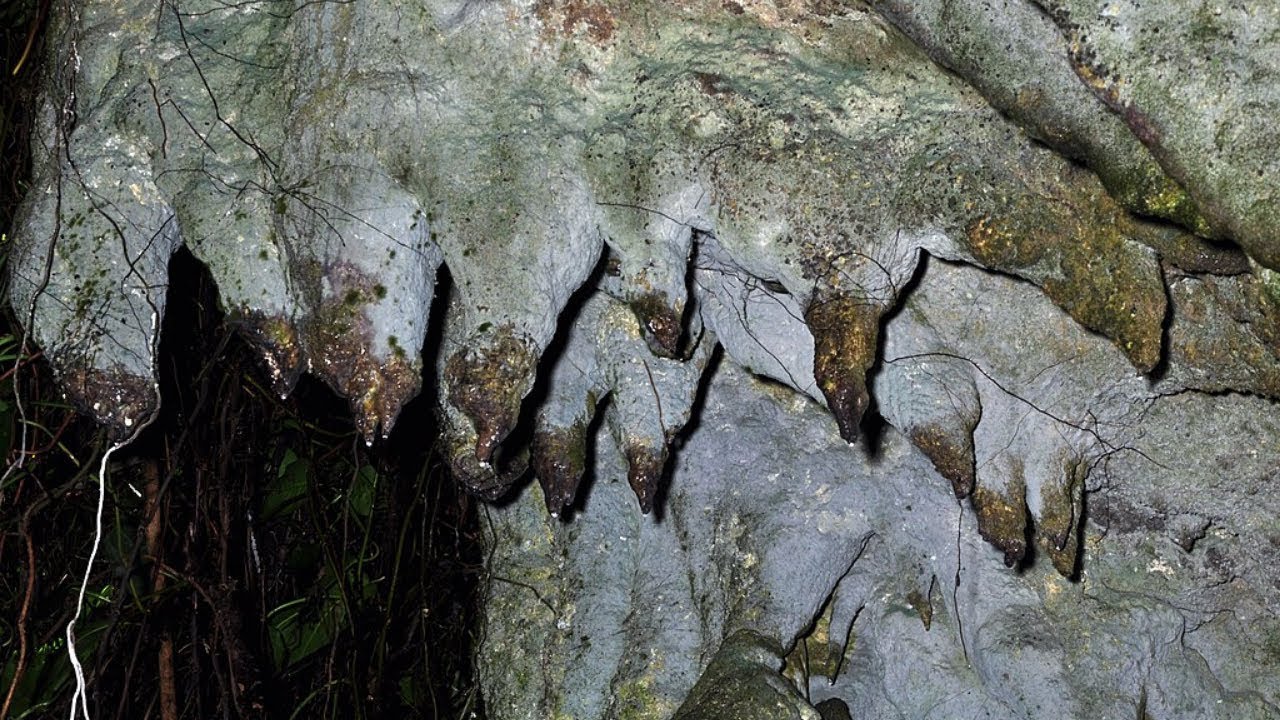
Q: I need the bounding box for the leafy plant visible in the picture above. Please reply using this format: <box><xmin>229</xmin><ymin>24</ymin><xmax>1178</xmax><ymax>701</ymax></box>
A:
<box><xmin>0</xmin><ymin>255</ymin><xmax>487</xmax><ymax>720</ymax></box>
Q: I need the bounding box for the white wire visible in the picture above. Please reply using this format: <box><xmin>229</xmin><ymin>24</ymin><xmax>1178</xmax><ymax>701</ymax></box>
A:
<box><xmin>65</xmin><ymin>439</ymin><xmax>122</xmax><ymax>720</ymax></box>
<box><xmin>66</xmin><ymin>315</ymin><xmax>159</xmax><ymax>719</ymax></box>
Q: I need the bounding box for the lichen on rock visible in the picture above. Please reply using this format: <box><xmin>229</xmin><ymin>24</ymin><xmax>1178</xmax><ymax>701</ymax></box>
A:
<box><xmin>1034</xmin><ymin>0</ymin><xmax>1280</xmax><ymax>269</ymax></box>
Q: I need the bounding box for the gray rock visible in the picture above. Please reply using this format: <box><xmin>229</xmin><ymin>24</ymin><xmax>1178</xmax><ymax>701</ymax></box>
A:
<box><xmin>483</xmin><ymin>263</ymin><xmax>1280</xmax><ymax>718</ymax></box>
<box><xmin>671</xmin><ymin>630</ymin><xmax>820</xmax><ymax>720</ymax></box>
<box><xmin>867</xmin><ymin>0</ymin><xmax>1209</xmax><ymax>233</ymax></box>
<box><xmin>1032</xmin><ymin>0</ymin><xmax>1280</xmax><ymax>269</ymax></box>
<box><xmin>9</xmin><ymin>1</ymin><xmax>1280</xmax><ymax>717</ymax></box>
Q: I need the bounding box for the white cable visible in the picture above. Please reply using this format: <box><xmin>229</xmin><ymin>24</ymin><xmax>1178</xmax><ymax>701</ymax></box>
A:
<box><xmin>65</xmin><ymin>439</ymin><xmax>122</xmax><ymax>720</ymax></box>
<box><xmin>66</xmin><ymin>314</ymin><xmax>159</xmax><ymax>719</ymax></box>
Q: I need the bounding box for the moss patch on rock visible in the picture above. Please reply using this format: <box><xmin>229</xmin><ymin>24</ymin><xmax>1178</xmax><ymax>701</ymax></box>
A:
<box><xmin>443</xmin><ymin>324</ymin><xmax>540</xmax><ymax>463</ymax></box>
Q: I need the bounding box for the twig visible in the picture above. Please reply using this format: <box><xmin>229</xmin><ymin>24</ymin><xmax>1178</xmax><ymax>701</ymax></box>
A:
<box><xmin>641</xmin><ymin>359</ymin><xmax>667</xmax><ymax>437</ymax></box>
<box><xmin>68</xmin><ymin>313</ymin><xmax>160</xmax><ymax>720</ymax></box>
<box><xmin>68</xmin><ymin>437</ymin><xmax>136</xmax><ymax>719</ymax></box>
<box><xmin>144</xmin><ymin>461</ymin><xmax>177</xmax><ymax>720</ymax></box>
<box><xmin>887</xmin><ymin>350</ymin><xmax>1166</xmax><ymax>470</ymax></box>
<box><xmin>0</xmin><ymin>511</ymin><xmax>38</xmax><ymax>720</ymax></box>
<box><xmin>10</xmin><ymin>0</ymin><xmax>48</xmax><ymax>77</ymax></box>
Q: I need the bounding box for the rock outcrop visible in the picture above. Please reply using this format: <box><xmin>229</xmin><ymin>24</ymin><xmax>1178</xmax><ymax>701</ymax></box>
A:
<box><xmin>9</xmin><ymin>0</ymin><xmax>1280</xmax><ymax>717</ymax></box>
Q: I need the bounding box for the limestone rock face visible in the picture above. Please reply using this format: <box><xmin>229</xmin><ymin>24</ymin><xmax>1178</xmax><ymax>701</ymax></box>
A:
<box><xmin>9</xmin><ymin>0</ymin><xmax>1280</xmax><ymax>717</ymax></box>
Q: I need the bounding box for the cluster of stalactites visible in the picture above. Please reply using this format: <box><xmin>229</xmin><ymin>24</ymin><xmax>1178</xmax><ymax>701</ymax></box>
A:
<box><xmin>10</xmin><ymin>0</ymin><xmax>1280</xmax><ymax>576</ymax></box>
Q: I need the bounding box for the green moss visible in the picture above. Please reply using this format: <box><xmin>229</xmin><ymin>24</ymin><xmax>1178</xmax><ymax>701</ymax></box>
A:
<box><xmin>388</xmin><ymin>334</ymin><xmax>406</xmax><ymax>360</ymax></box>
<box><xmin>963</xmin><ymin>170</ymin><xmax>1166</xmax><ymax>372</ymax></box>
<box><xmin>1257</xmin><ymin>265</ymin><xmax>1280</xmax><ymax>306</ymax></box>
<box><xmin>1123</xmin><ymin>171</ymin><xmax>1213</xmax><ymax>236</ymax></box>
<box><xmin>615</xmin><ymin>674</ymin><xmax>664</xmax><ymax>720</ymax></box>
<box><xmin>72</xmin><ymin>278</ymin><xmax>99</xmax><ymax>319</ymax></box>
<box><xmin>265</xmin><ymin>317</ymin><xmax>295</xmax><ymax>346</ymax></box>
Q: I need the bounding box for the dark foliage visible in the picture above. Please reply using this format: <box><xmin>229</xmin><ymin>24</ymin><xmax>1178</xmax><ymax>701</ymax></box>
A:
<box><xmin>1</xmin><ymin>4</ymin><xmax>488</xmax><ymax>718</ymax></box>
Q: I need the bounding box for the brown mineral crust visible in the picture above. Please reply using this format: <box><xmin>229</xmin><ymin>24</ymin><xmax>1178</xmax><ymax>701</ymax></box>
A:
<box><xmin>302</xmin><ymin>288</ymin><xmax>423</xmax><ymax>442</ymax></box>
<box><xmin>624</xmin><ymin>442</ymin><xmax>668</xmax><ymax>514</ymax></box>
<box><xmin>350</xmin><ymin>354</ymin><xmax>422</xmax><ymax>442</ymax></box>
<box><xmin>972</xmin><ymin>481</ymin><xmax>1029</xmax><ymax>568</ymax></box>
<box><xmin>59</xmin><ymin>364</ymin><xmax>157</xmax><ymax>441</ymax></box>
<box><xmin>629</xmin><ymin>292</ymin><xmax>684</xmax><ymax>359</ymax></box>
<box><xmin>909</xmin><ymin>423</ymin><xmax>977</xmax><ymax>498</ymax></box>
<box><xmin>1036</xmin><ymin>459</ymin><xmax>1085</xmax><ymax>578</ymax></box>
<box><xmin>533</xmin><ymin>0</ymin><xmax>617</xmax><ymax>44</ymax></box>
<box><xmin>232</xmin><ymin>310</ymin><xmax>305</xmax><ymax>397</ymax></box>
<box><xmin>533</xmin><ymin>423</ymin><xmax>589</xmax><ymax>516</ymax></box>
<box><xmin>804</xmin><ymin>294</ymin><xmax>881</xmax><ymax>442</ymax></box>
<box><xmin>964</xmin><ymin>180</ymin><xmax>1167</xmax><ymax>373</ymax></box>
<box><xmin>443</xmin><ymin>325</ymin><xmax>539</xmax><ymax>463</ymax></box>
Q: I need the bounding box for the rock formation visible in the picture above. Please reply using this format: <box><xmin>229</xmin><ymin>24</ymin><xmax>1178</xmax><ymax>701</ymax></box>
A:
<box><xmin>9</xmin><ymin>0</ymin><xmax>1280</xmax><ymax>717</ymax></box>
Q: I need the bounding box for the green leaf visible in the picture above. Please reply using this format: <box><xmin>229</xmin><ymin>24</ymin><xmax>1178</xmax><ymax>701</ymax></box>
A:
<box><xmin>348</xmin><ymin>464</ymin><xmax>378</xmax><ymax>518</ymax></box>
<box><xmin>261</xmin><ymin>448</ymin><xmax>309</xmax><ymax>520</ymax></box>
<box><xmin>267</xmin><ymin>579</ymin><xmax>345</xmax><ymax>670</ymax></box>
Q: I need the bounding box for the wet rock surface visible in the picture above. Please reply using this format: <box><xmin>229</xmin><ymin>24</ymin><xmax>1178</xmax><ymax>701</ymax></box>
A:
<box><xmin>9</xmin><ymin>0</ymin><xmax>1280</xmax><ymax>717</ymax></box>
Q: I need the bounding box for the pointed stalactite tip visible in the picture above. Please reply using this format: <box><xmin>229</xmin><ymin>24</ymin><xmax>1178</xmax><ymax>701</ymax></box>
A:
<box><xmin>804</xmin><ymin>294</ymin><xmax>881</xmax><ymax>443</ymax></box>
<box><xmin>909</xmin><ymin>424</ymin><xmax>977</xmax><ymax>498</ymax></box>
<box><xmin>533</xmin><ymin>424</ymin><xmax>590</xmax><ymax>517</ymax></box>
<box><xmin>629</xmin><ymin>292</ymin><xmax>685</xmax><ymax>359</ymax></box>
<box><xmin>350</xmin><ymin>356</ymin><xmax>423</xmax><ymax>446</ymax></box>
<box><xmin>443</xmin><ymin>325</ymin><xmax>539</xmax><ymax>464</ymax></box>
<box><xmin>971</xmin><ymin>486</ymin><xmax>1029</xmax><ymax>568</ymax></box>
<box><xmin>1036</xmin><ymin>460</ymin><xmax>1085</xmax><ymax>578</ymax></box>
<box><xmin>1043</xmin><ymin>528</ymin><xmax>1080</xmax><ymax>579</ymax></box>
<box><xmin>624</xmin><ymin>443</ymin><xmax>668</xmax><ymax>515</ymax></box>
<box><xmin>233</xmin><ymin>311</ymin><xmax>305</xmax><ymax>399</ymax></box>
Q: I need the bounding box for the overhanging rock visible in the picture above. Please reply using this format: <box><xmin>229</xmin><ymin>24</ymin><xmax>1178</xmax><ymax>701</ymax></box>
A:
<box><xmin>9</xmin><ymin>0</ymin><xmax>1280</xmax><ymax>717</ymax></box>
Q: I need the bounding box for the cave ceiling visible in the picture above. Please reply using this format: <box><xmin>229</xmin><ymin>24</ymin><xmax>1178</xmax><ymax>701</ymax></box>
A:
<box><xmin>8</xmin><ymin>6</ymin><xmax>1280</xmax><ymax>712</ymax></box>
